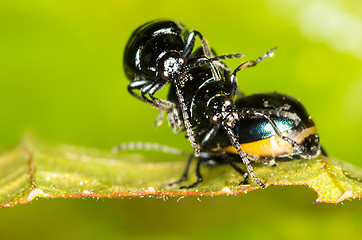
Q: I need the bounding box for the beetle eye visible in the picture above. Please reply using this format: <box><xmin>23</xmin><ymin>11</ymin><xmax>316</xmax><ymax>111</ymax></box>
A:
<box><xmin>223</xmin><ymin>98</ymin><xmax>234</xmax><ymax>108</ymax></box>
<box><xmin>161</xmin><ymin>71</ymin><xmax>170</xmax><ymax>81</ymax></box>
<box><xmin>178</xmin><ymin>56</ymin><xmax>186</xmax><ymax>65</ymax></box>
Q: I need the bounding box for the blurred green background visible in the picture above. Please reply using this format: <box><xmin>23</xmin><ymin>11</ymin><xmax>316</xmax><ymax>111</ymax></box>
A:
<box><xmin>0</xmin><ymin>0</ymin><xmax>361</xmax><ymax>239</ymax></box>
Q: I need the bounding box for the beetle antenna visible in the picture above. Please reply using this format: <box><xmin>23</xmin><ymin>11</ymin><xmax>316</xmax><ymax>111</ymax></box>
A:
<box><xmin>184</xmin><ymin>54</ymin><xmax>244</xmax><ymax>72</ymax></box>
<box><xmin>112</xmin><ymin>142</ymin><xmax>189</xmax><ymax>156</ymax></box>
<box><xmin>231</xmin><ymin>47</ymin><xmax>277</xmax><ymax>77</ymax></box>
<box><xmin>173</xmin><ymin>78</ymin><xmax>201</xmax><ymax>157</ymax></box>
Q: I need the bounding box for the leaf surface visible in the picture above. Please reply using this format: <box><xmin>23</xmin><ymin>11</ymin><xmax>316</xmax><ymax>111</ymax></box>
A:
<box><xmin>0</xmin><ymin>136</ymin><xmax>361</xmax><ymax>207</ymax></box>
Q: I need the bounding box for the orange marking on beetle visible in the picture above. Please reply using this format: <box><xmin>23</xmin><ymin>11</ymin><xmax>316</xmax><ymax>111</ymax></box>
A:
<box><xmin>224</xmin><ymin>136</ymin><xmax>292</xmax><ymax>157</ymax></box>
<box><xmin>224</xmin><ymin>126</ymin><xmax>318</xmax><ymax>158</ymax></box>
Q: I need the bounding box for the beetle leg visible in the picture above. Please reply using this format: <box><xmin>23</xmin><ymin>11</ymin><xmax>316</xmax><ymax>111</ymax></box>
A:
<box><xmin>183</xmin><ymin>31</ymin><xmax>226</xmax><ymax>84</ymax></box>
<box><xmin>147</xmin><ymin>79</ymin><xmax>167</xmax><ymax>100</ymax></box>
<box><xmin>200</xmin><ymin>125</ymin><xmax>220</xmax><ymax>147</ymax></box>
<box><xmin>259</xmin><ymin>158</ymin><xmax>277</xmax><ymax>166</ymax></box>
<box><xmin>236</xmin><ymin>107</ymin><xmax>303</xmax><ymax>151</ymax></box>
<box><xmin>153</xmin><ymin>110</ymin><xmax>164</xmax><ymax>128</ymax></box>
<box><xmin>166</xmin><ymin>154</ymin><xmax>195</xmax><ymax>187</ymax></box>
<box><xmin>183</xmin><ymin>30</ymin><xmax>213</xmax><ymax>58</ymax></box>
<box><xmin>256</xmin><ymin>112</ymin><xmax>304</xmax><ymax>152</ymax></box>
<box><xmin>180</xmin><ymin>157</ymin><xmax>203</xmax><ymax>189</ymax></box>
<box><xmin>168</xmin><ymin>152</ymin><xmax>230</xmax><ymax>188</ymax></box>
<box><xmin>128</xmin><ymin>80</ymin><xmax>176</xmax><ymax>112</ymax></box>
<box><xmin>140</xmin><ymin>83</ymin><xmax>153</xmax><ymax>98</ymax></box>
<box><xmin>223</xmin><ymin>126</ymin><xmax>265</xmax><ymax>188</ymax></box>
<box><xmin>167</xmin><ymin>108</ymin><xmax>185</xmax><ymax>133</ymax></box>
<box><xmin>228</xmin><ymin>161</ymin><xmax>249</xmax><ymax>185</ymax></box>
<box><xmin>127</xmin><ymin>79</ymin><xmax>152</xmax><ymax>101</ymax></box>
<box><xmin>320</xmin><ymin>145</ymin><xmax>328</xmax><ymax>157</ymax></box>
<box><xmin>240</xmin><ymin>153</ymin><xmax>277</xmax><ymax>166</ymax></box>
<box><xmin>146</xmin><ymin>80</ymin><xmax>179</xmax><ymax>127</ymax></box>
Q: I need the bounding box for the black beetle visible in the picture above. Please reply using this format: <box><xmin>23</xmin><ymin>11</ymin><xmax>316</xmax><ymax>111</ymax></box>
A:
<box><xmin>124</xmin><ymin>19</ymin><xmax>242</xmax><ymax>116</ymax></box>
<box><xmin>121</xmin><ymin>20</ymin><xmax>325</xmax><ymax>188</ymax></box>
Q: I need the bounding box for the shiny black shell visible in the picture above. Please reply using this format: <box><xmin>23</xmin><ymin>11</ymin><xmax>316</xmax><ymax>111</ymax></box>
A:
<box><xmin>124</xmin><ymin>19</ymin><xmax>189</xmax><ymax>81</ymax></box>
<box><xmin>234</xmin><ymin>92</ymin><xmax>313</xmax><ymax>143</ymax></box>
<box><xmin>167</xmin><ymin>48</ymin><xmax>232</xmax><ymax>126</ymax></box>
<box><xmin>200</xmin><ymin>92</ymin><xmax>315</xmax><ymax>150</ymax></box>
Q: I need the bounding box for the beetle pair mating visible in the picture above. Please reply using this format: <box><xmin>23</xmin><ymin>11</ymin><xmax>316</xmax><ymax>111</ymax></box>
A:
<box><xmin>122</xmin><ymin>19</ymin><xmax>325</xmax><ymax>188</ymax></box>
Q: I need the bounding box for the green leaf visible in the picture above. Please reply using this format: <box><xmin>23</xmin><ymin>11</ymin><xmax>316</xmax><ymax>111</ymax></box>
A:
<box><xmin>0</xmin><ymin>135</ymin><xmax>361</xmax><ymax>207</ymax></box>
